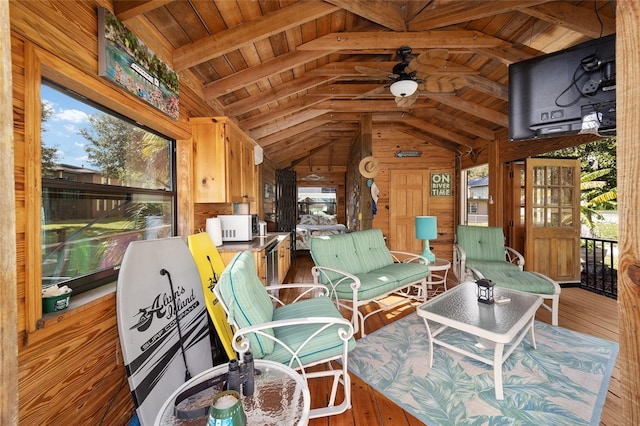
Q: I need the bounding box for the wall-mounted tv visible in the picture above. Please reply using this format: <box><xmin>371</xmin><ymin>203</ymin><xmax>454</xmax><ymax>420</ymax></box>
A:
<box><xmin>509</xmin><ymin>34</ymin><xmax>616</xmax><ymax>141</ymax></box>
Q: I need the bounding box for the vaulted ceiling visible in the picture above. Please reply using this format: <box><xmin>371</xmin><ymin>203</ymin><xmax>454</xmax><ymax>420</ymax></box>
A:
<box><xmin>114</xmin><ymin>0</ymin><xmax>616</xmax><ymax>169</ymax></box>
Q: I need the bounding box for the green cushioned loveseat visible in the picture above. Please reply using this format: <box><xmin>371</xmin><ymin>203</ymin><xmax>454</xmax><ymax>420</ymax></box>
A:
<box><xmin>309</xmin><ymin>228</ymin><xmax>431</xmax><ymax>336</ymax></box>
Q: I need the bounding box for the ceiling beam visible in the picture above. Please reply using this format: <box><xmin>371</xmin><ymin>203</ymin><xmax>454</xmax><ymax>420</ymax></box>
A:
<box><xmin>113</xmin><ymin>0</ymin><xmax>172</xmax><ymax>21</ymax></box>
<box><xmin>224</xmin><ymin>75</ymin><xmax>338</xmax><ymax>116</ymax></box>
<box><xmin>463</xmin><ymin>75</ymin><xmax>509</xmax><ymax>101</ymax></box>
<box><xmin>239</xmin><ymin>96</ymin><xmax>332</xmax><ymax>130</ymax></box>
<box><xmin>323</xmin><ymin>0</ymin><xmax>407</xmax><ymax>31</ymax></box>
<box><xmin>425</xmin><ymin>94</ymin><xmax>509</xmax><ymax>127</ymax></box>
<box><xmin>520</xmin><ymin>2</ymin><xmax>616</xmax><ymax>39</ymax></box>
<box><xmin>203</xmin><ymin>49</ymin><xmax>334</xmax><ymax>99</ymax></box>
<box><xmin>297</xmin><ymin>31</ymin><xmax>511</xmax><ymax>51</ymax></box>
<box><xmin>250</xmin><ymin>108</ymin><xmax>331</xmax><ymax>140</ymax></box>
<box><xmin>173</xmin><ymin>1</ymin><xmax>339</xmax><ymax>71</ymax></box>
<box><xmin>397</xmin><ymin>125</ymin><xmax>462</xmax><ymax>153</ymax></box>
<box><xmin>307</xmin><ymin>61</ymin><xmax>479</xmax><ymax>77</ymax></box>
<box><xmin>408</xmin><ymin>0</ymin><xmax>555</xmax><ymax>31</ymax></box>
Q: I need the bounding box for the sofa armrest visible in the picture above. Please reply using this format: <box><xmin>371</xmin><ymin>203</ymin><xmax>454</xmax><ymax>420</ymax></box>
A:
<box><xmin>232</xmin><ymin>315</ymin><xmax>354</xmax><ymax>371</ymax></box>
<box><xmin>311</xmin><ymin>265</ymin><xmax>361</xmax><ymax>300</ymax></box>
<box><xmin>389</xmin><ymin>250</ymin><xmax>430</xmax><ymax>264</ymax></box>
<box><xmin>453</xmin><ymin>244</ymin><xmax>468</xmax><ymax>282</ymax></box>
<box><xmin>265</xmin><ymin>283</ymin><xmax>330</xmax><ymax>307</ymax></box>
<box><xmin>505</xmin><ymin>247</ymin><xmax>525</xmax><ymax>270</ymax></box>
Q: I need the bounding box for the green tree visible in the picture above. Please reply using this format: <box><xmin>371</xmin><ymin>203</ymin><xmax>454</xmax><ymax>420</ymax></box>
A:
<box><xmin>580</xmin><ymin>168</ymin><xmax>617</xmax><ymax>232</ymax></box>
<box><xmin>78</xmin><ymin>113</ymin><xmax>146</xmax><ymax>185</ymax></box>
<box><xmin>41</xmin><ymin>101</ymin><xmax>58</xmax><ymax>177</ymax></box>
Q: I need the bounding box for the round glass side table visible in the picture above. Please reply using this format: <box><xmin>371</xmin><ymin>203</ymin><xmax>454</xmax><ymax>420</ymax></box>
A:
<box><xmin>426</xmin><ymin>258</ymin><xmax>451</xmax><ymax>298</ymax></box>
<box><xmin>155</xmin><ymin>359</ymin><xmax>310</xmax><ymax>426</ymax></box>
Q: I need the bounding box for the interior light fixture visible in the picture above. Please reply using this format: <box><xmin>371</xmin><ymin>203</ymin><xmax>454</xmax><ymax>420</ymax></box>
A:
<box><xmin>390</xmin><ymin>79</ymin><xmax>418</xmax><ymax>97</ymax></box>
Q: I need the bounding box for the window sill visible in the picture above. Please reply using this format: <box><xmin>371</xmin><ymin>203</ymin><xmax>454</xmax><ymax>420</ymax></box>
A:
<box><xmin>39</xmin><ymin>282</ymin><xmax>117</xmax><ymax>327</ymax></box>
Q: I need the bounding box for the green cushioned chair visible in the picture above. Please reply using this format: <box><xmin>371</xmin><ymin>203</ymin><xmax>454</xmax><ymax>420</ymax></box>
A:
<box><xmin>454</xmin><ymin>225</ymin><xmax>561</xmax><ymax>325</ymax></box>
<box><xmin>215</xmin><ymin>250</ymin><xmax>356</xmax><ymax>419</ymax></box>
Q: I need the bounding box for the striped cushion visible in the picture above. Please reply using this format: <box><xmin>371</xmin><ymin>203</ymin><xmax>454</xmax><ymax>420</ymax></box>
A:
<box><xmin>268</xmin><ymin>297</ymin><xmax>356</xmax><ymax>365</ymax></box>
<box><xmin>457</xmin><ymin>225</ymin><xmax>508</xmax><ymax>263</ymax></box>
<box><xmin>310</xmin><ymin>232</ymin><xmax>363</xmax><ymax>281</ymax></box>
<box><xmin>475</xmin><ymin>269</ymin><xmax>557</xmax><ymax>295</ymax></box>
<box><xmin>216</xmin><ymin>251</ymin><xmax>275</xmax><ymax>358</ymax></box>
<box><xmin>466</xmin><ymin>259</ymin><xmax>521</xmax><ymax>273</ymax></box>
<box><xmin>352</xmin><ymin>229</ymin><xmax>395</xmax><ymax>272</ymax></box>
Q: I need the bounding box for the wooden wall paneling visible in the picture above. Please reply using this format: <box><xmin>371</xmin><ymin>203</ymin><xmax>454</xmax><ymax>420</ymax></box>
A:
<box><xmin>10</xmin><ymin>2</ymin><xmax>218</xmax><ymax>424</ymax></box>
<box><xmin>2</xmin><ymin>0</ymin><xmax>18</xmax><ymax>422</ymax></box>
<box><xmin>617</xmin><ymin>3</ymin><xmax>640</xmax><ymax>423</ymax></box>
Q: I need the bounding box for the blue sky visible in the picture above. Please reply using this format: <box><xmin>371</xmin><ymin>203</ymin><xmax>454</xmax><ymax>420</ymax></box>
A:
<box><xmin>41</xmin><ymin>84</ymin><xmax>99</xmax><ymax>168</ymax></box>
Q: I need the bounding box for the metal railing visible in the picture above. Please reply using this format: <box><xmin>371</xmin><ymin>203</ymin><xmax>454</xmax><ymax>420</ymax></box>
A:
<box><xmin>580</xmin><ymin>236</ymin><xmax>618</xmax><ymax>299</ymax></box>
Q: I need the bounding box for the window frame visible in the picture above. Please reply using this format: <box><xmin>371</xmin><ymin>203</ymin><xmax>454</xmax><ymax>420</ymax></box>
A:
<box><xmin>40</xmin><ymin>79</ymin><xmax>178</xmax><ymax>295</ymax></box>
<box><xmin>24</xmin><ymin>41</ymin><xmax>189</xmax><ymax>333</ymax></box>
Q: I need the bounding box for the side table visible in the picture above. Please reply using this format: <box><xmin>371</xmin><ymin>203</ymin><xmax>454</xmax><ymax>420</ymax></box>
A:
<box><xmin>154</xmin><ymin>359</ymin><xmax>310</xmax><ymax>425</ymax></box>
<box><xmin>426</xmin><ymin>258</ymin><xmax>451</xmax><ymax>297</ymax></box>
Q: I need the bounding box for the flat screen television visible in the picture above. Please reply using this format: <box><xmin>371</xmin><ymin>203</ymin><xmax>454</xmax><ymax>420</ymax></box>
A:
<box><xmin>509</xmin><ymin>34</ymin><xmax>616</xmax><ymax>141</ymax></box>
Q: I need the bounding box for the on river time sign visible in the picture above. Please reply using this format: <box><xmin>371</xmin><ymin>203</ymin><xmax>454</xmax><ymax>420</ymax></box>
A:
<box><xmin>431</xmin><ymin>173</ymin><xmax>452</xmax><ymax>197</ymax></box>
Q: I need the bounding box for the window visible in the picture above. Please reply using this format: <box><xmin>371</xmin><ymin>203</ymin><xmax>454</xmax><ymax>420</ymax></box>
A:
<box><xmin>41</xmin><ymin>81</ymin><xmax>176</xmax><ymax>294</ymax></box>
<box><xmin>298</xmin><ymin>187</ymin><xmax>336</xmax><ymax>216</ymax></box>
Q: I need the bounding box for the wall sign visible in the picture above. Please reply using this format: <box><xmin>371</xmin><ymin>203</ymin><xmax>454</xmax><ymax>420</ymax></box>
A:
<box><xmin>97</xmin><ymin>7</ymin><xmax>179</xmax><ymax>120</ymax></box>
<box><xmin>431</xmin><ymin>173</ymin><xmax>452</xmax><ymax>197</ymax></box>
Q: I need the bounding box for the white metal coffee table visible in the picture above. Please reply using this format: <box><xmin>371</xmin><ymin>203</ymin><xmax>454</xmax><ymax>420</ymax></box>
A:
<box><xmin>416</xmin><ymin>281</ymin><xmax>542</xmax><ymax>400</ymax></box>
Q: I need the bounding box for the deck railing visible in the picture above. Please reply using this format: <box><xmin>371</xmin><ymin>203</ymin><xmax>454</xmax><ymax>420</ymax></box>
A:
<box><xmin>580</xmin><ymin>236</ymin><xmax>618</xmax><ymax>299</ymax></box>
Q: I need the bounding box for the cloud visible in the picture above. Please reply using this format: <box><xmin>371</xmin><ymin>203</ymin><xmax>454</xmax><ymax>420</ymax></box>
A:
<box><xmin>53</xmin><ymin>108</ymin><xmax>88</xmax><ymax>124</ymax></box>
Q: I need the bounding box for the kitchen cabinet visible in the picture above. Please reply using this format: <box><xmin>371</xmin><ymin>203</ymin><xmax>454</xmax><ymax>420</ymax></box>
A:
<box><xmin>277</xmin><ymin>233</ymin><xmax>291</xmax><ymax>284</ymax></box>
<box><xmin>191</xmin><ymin>117</ymin><xmax>256</xmax><ymax>203</ymax></box>
<box><xmin>217</xmin><ymin>233</ymin><xmax>290</xmax><ymax>286</ymax></box>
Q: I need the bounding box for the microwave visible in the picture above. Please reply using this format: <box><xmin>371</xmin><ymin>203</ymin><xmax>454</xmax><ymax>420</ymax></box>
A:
<box><xmin>218</xmin><ymin>214</ymin><xmax>258</xmax><ymax>242</ymax></box>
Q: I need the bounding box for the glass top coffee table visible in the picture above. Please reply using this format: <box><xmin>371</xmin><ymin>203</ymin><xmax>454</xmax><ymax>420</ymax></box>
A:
<box><xmin>416</xmin><ymin>281</ymin><xmax>542</xmax><ymax>400</ymax></box>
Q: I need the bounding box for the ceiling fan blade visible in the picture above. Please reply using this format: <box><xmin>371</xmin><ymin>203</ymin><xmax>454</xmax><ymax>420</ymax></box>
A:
<box><xmin>355</xmin><ymin>65</ymin><xmax>396</xmax><ymax>80</ymax></box>
<box><xmin>395</xmin><ymin>92</ymin><xmax>419</xmax><ymax>107</ymax></box>
<box><xmin>353</xmin><ymin>84</ymin><xmax>388</xmax><ymax>100</ymax></box>
<box><xmin>406</xmin><ymin>49</ymin><xmax>449</xmax><ymax>75</ymax></box>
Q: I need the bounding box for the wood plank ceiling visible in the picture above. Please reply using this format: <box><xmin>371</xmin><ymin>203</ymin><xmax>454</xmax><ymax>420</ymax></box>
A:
<box><xmin>114</xmin><ymin>0</ymin><xmax>616</xmax><ymax>169</ymax></box>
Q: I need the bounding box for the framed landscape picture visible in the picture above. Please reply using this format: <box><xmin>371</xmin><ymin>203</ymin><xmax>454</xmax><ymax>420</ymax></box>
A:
<box><xmin>97</xmin><ymin>7</ymin><xmax>179</xmax><ymax>120</ymax></box>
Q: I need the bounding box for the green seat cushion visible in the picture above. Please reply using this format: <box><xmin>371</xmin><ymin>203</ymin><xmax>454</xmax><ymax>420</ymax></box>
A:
<box><xmin>268</xmin><ymin>297</ymin><xmax>356</xmax><ymax>365</ymax></box>
<box><xmin>381</xmin><ymin>262</ymin><xmax>431</xmax><ymax>287</ymax></box>
<box><xmin>466</xmin><ymin>259</ymin><xmax>521</xmax><ymax>273</ymax></box>
<box><xmin>217</xmin><ymin>251</ymin><xmax>275</xmax><ymax>358</ymax></box>
<box><xmin>474</xmin><ymin>269</ymin><xmax>557</xmax><ymax>295</ymax></box>
<box><xmin>457</xmin><ymin>225</ymin><xmax>508</xmax><ymax>263</ymax></box>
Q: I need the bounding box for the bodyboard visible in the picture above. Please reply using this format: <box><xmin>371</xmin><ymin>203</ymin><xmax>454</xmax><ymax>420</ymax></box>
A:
<box><xmin>187</xmin><ymin>232</ymin><xmax>236</xmax><ymax>360</ymax></box>
<box><xmin>116</xmin><ymin>237</ymin><xmax>212</xmax><ymax>426</ymax></box>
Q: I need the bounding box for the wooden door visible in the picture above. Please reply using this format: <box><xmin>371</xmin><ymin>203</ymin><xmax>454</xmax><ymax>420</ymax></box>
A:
<box><xmin>389</xmin><ymin>171</ymin><xmax>426</xmax><ymax>253</ymax></box>
<box><xmin>504</xmin><ymin>161</ymin><xmax>525</xmax><ymax>254</ymax></box>
<box><xmin>525</xmin><ymin>158</ymin><xmax>581</xmax><ymax>282</ymax></box>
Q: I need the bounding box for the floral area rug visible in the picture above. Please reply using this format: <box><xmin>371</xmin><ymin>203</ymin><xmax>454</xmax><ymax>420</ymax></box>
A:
<box><xmin>346</xmin><ymin>313</ymin><xmax>618</xmax><ymax>425</ymax></box>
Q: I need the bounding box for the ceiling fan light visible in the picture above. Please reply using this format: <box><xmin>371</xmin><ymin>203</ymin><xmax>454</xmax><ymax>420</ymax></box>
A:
<box><xmin>390</xmin><ymin>79</ymin><xmax>418</xmax><ymax>97</ymax></box>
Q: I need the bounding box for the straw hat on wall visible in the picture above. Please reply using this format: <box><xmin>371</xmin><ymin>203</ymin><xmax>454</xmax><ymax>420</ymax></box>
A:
<box><xmin>359</xmin><ymin>156</ymin><xmax>379</xmax><ymax>178</ymax></box>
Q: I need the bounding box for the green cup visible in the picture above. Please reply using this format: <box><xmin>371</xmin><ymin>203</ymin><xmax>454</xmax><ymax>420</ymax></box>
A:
<box><xmin>207</xmin><ymin>390</ymin><xmax>247</xmax><ymax>426</ymax></box>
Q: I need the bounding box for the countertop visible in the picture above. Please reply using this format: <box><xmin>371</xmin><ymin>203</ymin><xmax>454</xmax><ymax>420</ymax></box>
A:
<box><xmin>216</xmin><ymin>232</ymin><xmax>290</xmax><ymax>252</ymax></box>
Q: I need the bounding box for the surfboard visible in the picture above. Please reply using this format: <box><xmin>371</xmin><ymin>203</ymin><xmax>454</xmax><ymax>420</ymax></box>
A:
<box><xmin>116</xmin><ymin>237</ymin><xmax>213</xmax><ymax>426</ymax></box>
<box><xmin>187</xmin><ymin>232</ymin><xmax>236</xmax><ymax>360</ymax></box>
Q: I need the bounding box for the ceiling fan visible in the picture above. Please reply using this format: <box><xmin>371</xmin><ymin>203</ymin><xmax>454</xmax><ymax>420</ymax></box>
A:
<box><xmin>355</xmin><ymin>46</ymin><xmax>466</xmax><ymax>107</ymax></box>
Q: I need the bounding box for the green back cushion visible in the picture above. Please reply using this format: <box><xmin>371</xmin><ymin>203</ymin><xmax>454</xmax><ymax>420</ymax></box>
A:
<box><xmin>456</xmin><ymin>225</ymin><xmax>507</xmax><ymax>262</ymax></box>
<box><xmin>352</xmin><ymin>229</ymin><xmax>394</xmax><ymax>271</ymax></box>
<box><xmin>216</xmin><ymin>251</ymin><xmax>275</xmax><ymax>358</ymax></box>
<box><xmin>310</xmin><ymin>232</ymin><xmax>362</xmax><ymax>281</ymax></box>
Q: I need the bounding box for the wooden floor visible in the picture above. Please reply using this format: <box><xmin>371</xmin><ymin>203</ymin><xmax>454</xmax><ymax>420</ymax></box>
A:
<box><xmin>283</xmin><ymin>252</ymin><xmax>621</xmax><ymax>426</ymax></box>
